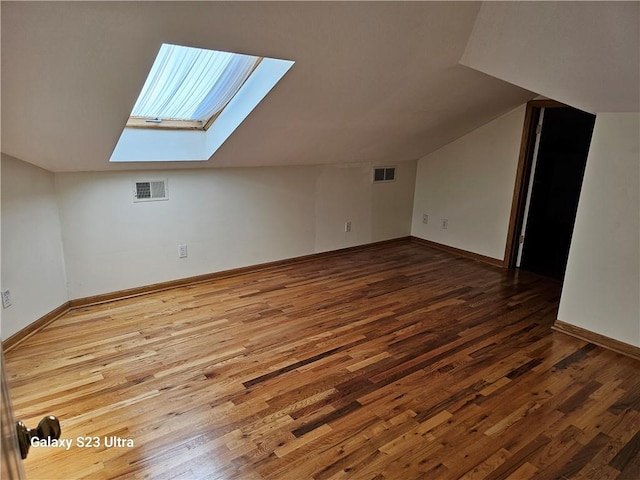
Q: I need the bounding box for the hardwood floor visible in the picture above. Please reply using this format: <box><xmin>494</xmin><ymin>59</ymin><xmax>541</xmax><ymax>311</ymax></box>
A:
<box><xmin>5</xmin><ymin>241</ymin><xmax>640</xmax><ymax>479</ymax></box>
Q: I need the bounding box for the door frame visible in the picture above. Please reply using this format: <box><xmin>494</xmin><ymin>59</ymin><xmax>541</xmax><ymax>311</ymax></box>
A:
<box><xmin>503</xmin><ymin>99</ymin><xmax>569</xmax><ymax>268</ymax></box>
<box><xmin>1</xmin><ymin>345</ymin><xmax>26</xmax><ymax>479</ymax></box>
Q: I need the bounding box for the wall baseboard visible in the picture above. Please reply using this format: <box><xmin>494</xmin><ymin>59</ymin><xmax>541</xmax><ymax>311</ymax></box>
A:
<box><xmin>68</xmin><ymin>237</ymin><xmax>412</xmax><ymax>309</ymax></box>
<box><xmin>553</xmin><ymin>320</ymin><xmax>640</xmax><ymax>362</ymax></box>
<box><xmin>409</xmin><ymin>236</ymin><xmax>504</xmax><ymax>267</ymax></box>
<box><xmin>3</xmin><ymin>302</ymin><xmax>70</xmax><ymax>353</ymax></box>
<box><xmin>3</xmin><ymin>237</ymin><xmax>411</xmax><ymax>352</ymax></box>
<box><xmin>8</xmin><ymin>238</ymin><xmax>639</xmax><ymax>366</ymax></box>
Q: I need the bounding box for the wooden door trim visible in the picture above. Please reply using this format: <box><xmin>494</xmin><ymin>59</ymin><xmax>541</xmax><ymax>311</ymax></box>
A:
<box><xmin>1</xmin><ymin>347</ymin><xmax>26</xmax><ymax>479</ymax></box>
<box><xmin>503</xmin><ymin>99</ymin><xmax>568</xmax><ymax>268</ymax></box>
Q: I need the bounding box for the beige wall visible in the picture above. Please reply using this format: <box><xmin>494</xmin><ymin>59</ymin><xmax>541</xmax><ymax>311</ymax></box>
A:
<box><xmin>54</xmin><ymin>162</ymin><xmax>416</xmax><ymax>300</ymax></box>
<box><xmin>410</xmin><ymin>105</ymin><xmax>525</xmax><ymax>261</ymax></box>
<box><xmin>558</xmin><ymin>113</ymin><xmax>640</xmax><ymax>346</ymax></box>
<box><xmin>1</xmin><ymin>155</ymin><xmax>68</xmax><ymax>340</ymax></box>
<box><xmin>1</xmin><ymin>159</ymin><xmax>415</xmax><ymax>333</ymax></box>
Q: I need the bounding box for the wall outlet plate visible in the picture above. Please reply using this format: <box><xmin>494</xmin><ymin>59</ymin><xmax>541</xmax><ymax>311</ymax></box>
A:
<box><xmin>442</xmin><ymin>219</ymin><xmax>448</xmax><ymax>230</ymax></box>
<box><xmin>2</xmin><ymin>290</ymin><xmax>12</xmax><ymax>308</ymax></box>
<box><xmin>345</xmin><ymin>221</ymin><xmax>352</xmax><ymax>233</ymax></box>
<box><xmin>422</xmin><ymin>214</ymin><xmax>429</xmax><ymax>224</ymax></box>
<box><xmin>178</xmin><ymin>244</ymin><xmax>188</xmax><ymax>258</ymax></box>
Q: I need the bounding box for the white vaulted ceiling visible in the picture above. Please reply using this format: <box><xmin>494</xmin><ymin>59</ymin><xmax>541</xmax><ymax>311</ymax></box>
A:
<box><xmin>461</xmin><ymin>2</ymin><xmax>640</xmax><ymax>115</ymax></box>
<box><xmin>1</xmin><ymin>2</ymin><xmax>637</xmax><ymax>172</ymax></box>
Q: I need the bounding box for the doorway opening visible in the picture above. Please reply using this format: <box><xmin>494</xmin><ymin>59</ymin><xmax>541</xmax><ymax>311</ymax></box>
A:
<box><xmin>504</xmin><ymin>101</ymin><xmax>596</xmax><ymax>281</ymax></box>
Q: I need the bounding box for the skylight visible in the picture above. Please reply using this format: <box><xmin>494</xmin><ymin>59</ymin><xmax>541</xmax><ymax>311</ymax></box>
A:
<box><xmin>127</xmin><ymin>44</ymin><xmax>261</xmax><ymax>130</ymax></box>
<box><xmin>110</xmin><ymin>43</ymin><xmax>294</xmax><ymax>162</ymax></box>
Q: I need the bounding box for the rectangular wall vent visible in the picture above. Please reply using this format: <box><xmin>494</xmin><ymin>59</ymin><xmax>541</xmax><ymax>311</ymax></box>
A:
<box><xmin>134</xmin><ymin>180</ymin><xmax>168</xmax><ymax>202</ymax></box>
<box><xmin>373</xmin><ymin>167</ymin><xmax>396</xmax><ymax>183</ymax></box>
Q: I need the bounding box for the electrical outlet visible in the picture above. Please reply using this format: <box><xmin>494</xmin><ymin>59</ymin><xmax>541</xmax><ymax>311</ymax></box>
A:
<box><xmin>2</xmin><ymin>290</ymin><xmax>12</xmax><ymax>308</ymax></box>
<box><xmin>178</xmin><ymin>244</ymin><xmax>188</xmax><ymax>258</ymax></box>
<box><xmin>442</xmin><ymin>219</ymin><xmax>448</xmax><ymax>230</ymax></box>
<box><xmin>345</xmin><ymin>221</ymin><xmax>352</xmax><ymax>233</ymax></box>
<box><xmin>422</xmin><ymin>214</ymin><xmax>429</xmax><ymax>224</ymax></box>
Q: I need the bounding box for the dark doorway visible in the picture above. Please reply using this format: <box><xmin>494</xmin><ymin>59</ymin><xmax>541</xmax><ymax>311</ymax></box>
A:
<box><xmin>517</xmin><ymin>106</ymin><xmax>595</xmax><ymax>280</ymax></box>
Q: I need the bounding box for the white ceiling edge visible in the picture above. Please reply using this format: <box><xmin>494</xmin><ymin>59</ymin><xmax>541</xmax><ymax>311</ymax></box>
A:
<box><xmin>460</xmin><ymin>1</ymin><xmax>640</xmax><ymax>115</ymax></box>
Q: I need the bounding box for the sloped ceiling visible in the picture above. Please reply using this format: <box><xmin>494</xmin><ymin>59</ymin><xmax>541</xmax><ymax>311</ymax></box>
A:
<box><xmin>461</xmin><ymin>2</ymin><xmax>640</xmax><ymax>114</ymax></box>
<box><xmin>1</xmin><ymin>2</ymin><xmax>539</xmax><ymax>172</ymax></box>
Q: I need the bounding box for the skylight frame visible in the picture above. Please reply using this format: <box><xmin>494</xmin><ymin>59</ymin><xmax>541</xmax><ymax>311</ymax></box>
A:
<box><xmin>110</xmin><ymin>52</ymin><xmax>295</xmax><ymax>163</ymax></box>
<box><xmin>126</xmin><ymin>118</ymin><xmax>205</xmax><ymax>130</ymax></box>
<box><xmin>125</xmin><ymin>44</ymin><xmax>263</xmax><ymax>131</ymax></box>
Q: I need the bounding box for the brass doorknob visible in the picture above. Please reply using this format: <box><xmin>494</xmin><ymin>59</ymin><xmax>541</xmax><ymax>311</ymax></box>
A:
<box><xmin>16</xmin><ymin>415</ymin><xmax>61</xmax><ymax>459</ymax></box>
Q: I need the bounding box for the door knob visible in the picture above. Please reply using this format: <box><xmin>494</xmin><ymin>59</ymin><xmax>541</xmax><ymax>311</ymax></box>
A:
<box><xmin>16</xmin><ymin>415</ymin><xmax>61</xmax><ymax>459</ymax></box>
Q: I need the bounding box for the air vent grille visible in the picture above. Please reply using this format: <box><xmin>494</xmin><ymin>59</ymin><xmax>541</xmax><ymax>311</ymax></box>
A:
<box><xmin>373</xmin><ymin>167</ymin><xmax>396</xmax><ymax>183</ymax></box>
<box><xmin>134</xmin><ymin>180</ymin><xmax>168</xmax><ymax>202</ymax></box>
<box><xmin>150</xmin><ymin>181</ymin><xmax>166</xmax><ymax>198</ymax></box>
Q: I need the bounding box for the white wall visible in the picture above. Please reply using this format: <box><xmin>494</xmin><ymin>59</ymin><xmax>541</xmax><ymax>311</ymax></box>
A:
<box><xmin>314</xmin><ymin>163</ymin><xmax>416</xmax><ymax>253</ymax></box>
<box><xmin>411</xmin><ymin>105</ymin><xmax>526</xmax><ymax>261</ymax></box>
<box><xmin>558</xmin><ymin>113</ymin><xmax>640</xmax><ymax>346</ymax></box>
<box><xmin>1</xmin><ymin>155</ymin><xmax>68</xmax><ymax>340</ymax></box>
<box><xmin>56</xmin><ymin>161</ymin><xmax>416</xmax><ymax>300</ymax></box>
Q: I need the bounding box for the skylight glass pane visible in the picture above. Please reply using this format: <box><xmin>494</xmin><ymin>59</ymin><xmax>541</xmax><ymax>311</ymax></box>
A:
<box><xmin>130</xmin><ymin>43</ymin><xmax>260</xmax><ymax>123</ymax></box>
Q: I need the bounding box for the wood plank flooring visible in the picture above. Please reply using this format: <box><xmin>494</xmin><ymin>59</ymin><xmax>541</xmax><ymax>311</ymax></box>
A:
<box><xmin>5</xmin><ymin>241</ymin><xmax>640</xmax><ymax>479</ymax></box>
